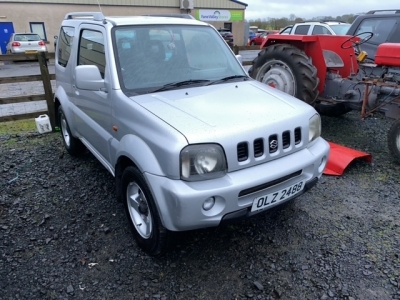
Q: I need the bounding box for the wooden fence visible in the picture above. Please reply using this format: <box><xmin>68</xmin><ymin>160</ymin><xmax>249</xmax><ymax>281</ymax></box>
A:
<box><xmin>0</xmin><ymin>52</ymin><xmax>56</xmax><ymax>130</ymax></box>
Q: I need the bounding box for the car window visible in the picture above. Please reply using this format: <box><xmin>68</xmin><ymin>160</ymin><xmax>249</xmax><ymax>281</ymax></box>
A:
<box><xmin>329</xmin><ymin>24</ymin><xmax>351</xmax><ymax>35</ymax></box>
<box><xmin>14</xmin><ymin>34</ymin><xmax>41</xmax><ymax>41</ymax></box>
<box><xmin>113</xmin><ymin>25</ymin><xmax>245</xmax><ymax>93</ymax></box>
<box><xmin>355</xmin><ymin>18</ymin><xmax>397</xmax><ymax>44</ymax></box>
<box><xmin>294</xmin><ymin>25</ymin><xmax>310</xmax><ymax>35</ymax></box>
<box><xmin>57</xmin><ymin>26</ymin><xmax>74</xmax><ymax>68</ymax></box>
<box><xmin>280</xmin><ymin>26</ymin><xmax>292</xmax><ymax>34</ymax></box>
<box><xmin>312</xmin><ymin>25</ymin><xmax>331</xmax><ymax>35</ymax></box>
<box><xmin>78</xmin><ymin>29</ymin><xmax>106</xmax><ymax>78</ymax></box>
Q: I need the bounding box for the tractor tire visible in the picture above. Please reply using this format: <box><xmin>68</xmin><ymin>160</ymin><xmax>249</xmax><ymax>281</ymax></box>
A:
<box><xmin>388</xmin><ymin>118</ymin><xmax>400</xmax><ymax>164</ymax></box>
<box><xmin>249</xmin><ymin>44</ymin><xmax>319</xmax><ymax>106</ymax></box>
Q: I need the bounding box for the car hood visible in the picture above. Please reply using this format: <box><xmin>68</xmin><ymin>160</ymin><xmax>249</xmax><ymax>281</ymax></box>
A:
<box><xmin>132</xmin><ymin>80</ymin><xmax>315</xmax><ymax>144</ymax></box>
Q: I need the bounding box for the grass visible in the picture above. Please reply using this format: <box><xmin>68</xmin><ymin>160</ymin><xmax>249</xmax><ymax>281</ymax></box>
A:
<box><xmin>0</xmin><ymin>119</ymin><xmax>37</xmax><ymax>135</ymax></box>
<box><xmin>0</xmin><ymin>119</ymin><xmax>59</xmax><ymax>148</ymax></box>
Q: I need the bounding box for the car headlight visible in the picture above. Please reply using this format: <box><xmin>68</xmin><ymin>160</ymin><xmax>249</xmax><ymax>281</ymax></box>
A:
<box><xmin>181</xmin><ymin>144</ymin><xmax>227</xmax><ymax>181</ymax></box>
<box><xmin>309</xmin><ymin>114</ymin><xmax>321</xmax><ymax>143</ymax></box>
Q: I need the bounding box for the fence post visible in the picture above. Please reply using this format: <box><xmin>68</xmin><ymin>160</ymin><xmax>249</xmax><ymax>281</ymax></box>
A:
<box><xmin>37</xmin><ymin>52</ymin><xmax>56</xmax><ymax>132</ymax></box>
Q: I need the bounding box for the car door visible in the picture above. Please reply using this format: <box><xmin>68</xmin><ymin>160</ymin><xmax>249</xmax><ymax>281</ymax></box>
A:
<box><xmin>72</xmin><ymin>25</ymin><xmax>112</xmax><ymax>162</ymax></box>
<box><xmin>258</xmin><ymin>32</ymin><xmax>268</xmax><ymax>44</ymax></box>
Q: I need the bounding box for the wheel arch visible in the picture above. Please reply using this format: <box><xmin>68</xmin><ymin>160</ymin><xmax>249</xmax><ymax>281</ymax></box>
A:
<box><xmin>114</xmin><ymin>134</ymin><xmax>167</xmax><ymax>202</ymax></box>
<box><xmin>54</xmin><ymin>87</ymin><xmax>76</xmax><ymax>134</ymax></box>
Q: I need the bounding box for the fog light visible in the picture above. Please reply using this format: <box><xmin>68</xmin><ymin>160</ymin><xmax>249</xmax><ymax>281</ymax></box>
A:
<box><xmin>318</xmin><ymin>155</ymin><xmax>327</xmax><ymax>173</ymax></box>
<box><xmin>203</xmin><ymin>197</ymin><xmax>215</xmax><ymax>211</ymax></box>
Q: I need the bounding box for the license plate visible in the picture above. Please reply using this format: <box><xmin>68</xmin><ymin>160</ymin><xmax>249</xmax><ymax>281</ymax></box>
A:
<box><xmin>25</xmin><ymin>50</ymin><xmax>38</xmax><ymax>54</ymax></box>
<box><xmin>251</xmin><ymin>180</ymin><xmax>306</xmax><ymax>212</ymax></box>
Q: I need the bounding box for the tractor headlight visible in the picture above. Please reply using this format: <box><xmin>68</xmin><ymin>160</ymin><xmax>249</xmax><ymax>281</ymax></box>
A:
<box><xmin>181</xmin><ymin>144</ymin><xmax>227</xmax><ymax>181</ymax></box>
<box><xmin>309</xmin><ymin>114</ymin><xmax>321</xmax><ymax>143</ymax></box>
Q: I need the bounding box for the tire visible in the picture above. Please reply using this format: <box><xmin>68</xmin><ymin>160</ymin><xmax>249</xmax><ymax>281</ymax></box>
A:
<box><xmin>122</xmin><ymin>166</ymin><xmax>173</xmax><ymax>256</ymax></box>
<box><xmin>315</xmin><ymin>102</ymin><xmax>352</xmax><ymax>117</ymax></box>
<box><xmin>58</xmin><ymin>106</ymin><xmax>86</xmax><ymax>156</ymax></box>
<box><xmin>388</xmin><ymin>118</ymin><xmax>400</xmax><ymax>164</ymax></box>
<box><xmin>250</xmin><ymin>44</ymin><xmax>319</xmax><ymax>106</ymax></box>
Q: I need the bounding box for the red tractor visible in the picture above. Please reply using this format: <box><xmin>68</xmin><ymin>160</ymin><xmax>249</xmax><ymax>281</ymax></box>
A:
<box><xmin>249</xmin><ymin>33</ymin><xmax>400</xmax><ymax>164</ymax></box>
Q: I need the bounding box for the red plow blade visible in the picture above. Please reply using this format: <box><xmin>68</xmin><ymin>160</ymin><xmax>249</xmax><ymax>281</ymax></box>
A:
<box><xmin>323</xmin><ymin>142</ymin><xmax>372</xmax><ymax>176</ymax></box>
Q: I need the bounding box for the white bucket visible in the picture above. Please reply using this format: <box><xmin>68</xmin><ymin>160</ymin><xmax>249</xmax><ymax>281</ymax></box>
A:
<box><xmin>35</xmin><ymin>114</ymin><xmax>52</xmax><ymax>134</ymax></box>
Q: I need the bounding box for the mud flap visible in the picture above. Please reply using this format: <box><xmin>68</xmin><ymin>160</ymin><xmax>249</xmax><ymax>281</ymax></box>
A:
<box><xmin>323</xmin><ymin>142</ymin><xmax>372</xmax><ymax>176</ymax></box>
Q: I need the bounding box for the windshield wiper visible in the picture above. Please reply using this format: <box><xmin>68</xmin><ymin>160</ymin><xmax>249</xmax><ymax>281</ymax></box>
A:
<box><xmin>149</xmin><ymin>79</ymin><xmax>210</xmax><ymax>93</ymax></box>
<box><xmin>205</xmin><ymin>75</ymin><xmax>250</xmax><ymax>86</ymax></box>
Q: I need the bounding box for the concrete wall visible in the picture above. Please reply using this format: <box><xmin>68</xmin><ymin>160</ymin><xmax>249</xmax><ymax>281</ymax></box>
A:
<box><xmin>0</xmin><ymin>2</ymin><xmax>247</xmax><ymax>51</ymax></box>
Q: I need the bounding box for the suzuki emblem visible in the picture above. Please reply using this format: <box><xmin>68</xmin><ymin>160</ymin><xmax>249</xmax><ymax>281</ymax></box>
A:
<box><xmin>270</xmin><ymin>139</ymin><xmax>278</xmax><ymax>149</ymax></box>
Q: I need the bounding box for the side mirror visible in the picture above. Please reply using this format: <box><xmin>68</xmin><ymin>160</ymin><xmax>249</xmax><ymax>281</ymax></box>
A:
<box><xmin>75</xmin><ymin>65</ymin><xmax>105</xmax><ymax>91</ymax></box>
<box><xmin>54</xmin><ymin>35</ymin><xmax>58</xmax><ymax>40</ymax></box>
<box><xmin>235</xmin><ymin>54</ymin><xmax>243</xmax><ymax>65</ymax></box>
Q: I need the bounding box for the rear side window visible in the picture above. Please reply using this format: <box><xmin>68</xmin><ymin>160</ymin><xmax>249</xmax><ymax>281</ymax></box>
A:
<box><xmin>312</xmin><ymin>25</ymin><xmax>331</xmax><ymax>35</ymax></box>
<box><xmin>78</xmin><ymin>29</ymin><xmax>106</xmax><ymax>78</ymax></box>
<box><xmin>57</xmin><ymin>26</ymin><xmax>74</xmax><ymax>68</ymax></box>
<box><xmin>355</xmin><ymin>18</ymin><xmax>397</xmax><ymax>44</ymax></box>
<box><xmin>294</xmin><ymin>25</ymin><xmax>310</xmax><ymax>35</ymax></box>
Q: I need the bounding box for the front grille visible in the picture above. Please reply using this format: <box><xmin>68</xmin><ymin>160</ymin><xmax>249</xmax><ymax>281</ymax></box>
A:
<box><xmin>236</xmin><ymin>127</ymin><xmax>303</xmax><ymax>162</ymax></box>
<box><xmin>269</xmin><ymin>134</ymin><xmax>278</xmax><ymax>153</ymax></box>
<box><xmin>282</xmin><ymin>131</ymin><xmax>290</xmax><ymax>149</ymax></box>
<box><xmin>237</xmin><ymin>142</ymin><xmax>248</xmax><ymax>162</ymax></box>
<box><xmin>295</xmin><ymin>127</ymin><xmax>301</xmax><ymax>144</ymax></box>
<box><xmin>253</xmin><ymin>138</ymin><xmax>264</xmax><ymax>157</ymax></box>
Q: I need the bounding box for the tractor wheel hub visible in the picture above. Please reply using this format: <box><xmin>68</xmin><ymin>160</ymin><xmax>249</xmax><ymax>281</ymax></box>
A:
<box><xmin>263</xmin><ymin>66</ymin><xmax>295</xmax><ymax>95</ymax></box>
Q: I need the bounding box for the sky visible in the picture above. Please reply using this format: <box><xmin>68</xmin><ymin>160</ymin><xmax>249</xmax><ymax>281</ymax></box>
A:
<box><xmin>243</xmin><ymin>0</ymin><xmax>397</xmax><ymax>20</ymax></box>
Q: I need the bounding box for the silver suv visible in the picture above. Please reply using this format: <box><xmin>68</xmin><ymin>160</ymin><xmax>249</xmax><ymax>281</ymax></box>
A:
<box><xmin>54</xmin><ymin>12</ymin><xmax>330</xmax><ymax>256</ymax></box>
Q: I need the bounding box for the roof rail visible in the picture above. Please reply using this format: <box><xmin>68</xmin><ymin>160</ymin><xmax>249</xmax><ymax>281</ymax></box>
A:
<box><xmin>142</xmin><ymin>13</ymin><xmax>195</xmax><ymax>19</ymax></box>
<box><xmin>366</xmin><ymin>9</ymin><xmax>400</xmax><ymax>14</ymax></box>
<box><xmin>64</xmin><ymin>12</ymin><xmax>105</xmax><ymax>21</ymax></box>
<box><xmin>321</xmin><ymin>20</ymin><xmax>347</xmax><ymax>23</ymax></box>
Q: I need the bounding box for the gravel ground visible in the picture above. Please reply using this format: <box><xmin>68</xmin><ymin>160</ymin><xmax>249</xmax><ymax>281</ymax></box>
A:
<box><xmin>1</xmin><ymin>111</ymin><xmax>400</xmax><ymax>300</ymax></box>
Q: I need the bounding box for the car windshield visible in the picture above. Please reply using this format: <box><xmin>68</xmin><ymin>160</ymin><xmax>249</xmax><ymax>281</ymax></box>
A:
<box><xmin>113</xmin><ymin>25</ymin><xmax>246</xmax><ymax>95</ymax></box>
<box><xmin>14</xmin><ymin>34</ymin><xmax>41</xmax><ymax>41</ymax></box>
<box><xmin>330</xmin><ymin>24</ymin><xmax>351</xmax><ymax>35</ymax></box>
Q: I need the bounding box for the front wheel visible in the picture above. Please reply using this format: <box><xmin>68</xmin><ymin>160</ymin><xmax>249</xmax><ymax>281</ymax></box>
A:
<box><xmin>122</xmin><ymin>166</ymin><xmax>173</xmax><ymax>256</ymax></box>
<box><xmin>388</xmin><ymin>118</ymin><xmax>400</xmax><ymax>164</ymax></box>
<box><xmin>250</xmin><ymin>44</ymin><xmax>319</xmax><ymax>106</ymax></box>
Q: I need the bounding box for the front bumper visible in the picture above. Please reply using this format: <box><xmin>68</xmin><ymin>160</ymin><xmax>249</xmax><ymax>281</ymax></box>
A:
<box><xmin>145</xmin><ymin>137</ymin><xmax>329</xmax><ymax>231</ymax></box>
